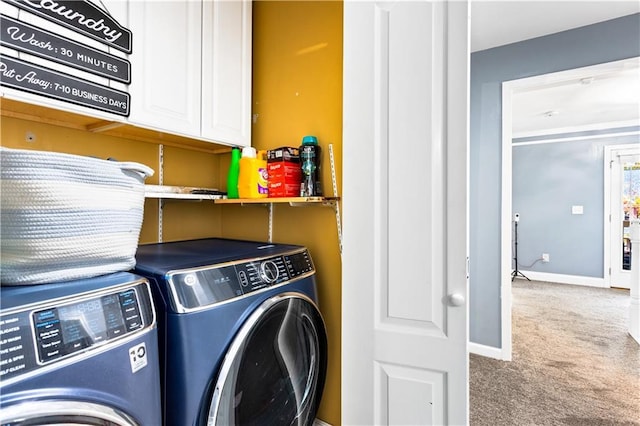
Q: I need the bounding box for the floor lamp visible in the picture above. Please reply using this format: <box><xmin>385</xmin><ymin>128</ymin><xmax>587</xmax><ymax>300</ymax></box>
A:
<box><xmin>512</xmin><ymin>213</ymin><xmax>530</xmax><ymax>282</ymax></box>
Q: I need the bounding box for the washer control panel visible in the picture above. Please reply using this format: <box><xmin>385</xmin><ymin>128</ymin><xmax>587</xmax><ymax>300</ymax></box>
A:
<box><xmin>0</xmin><ymin>280</ymin><xmax>154</xmax><ymax>384</ymax></box>
<box><xmin>168</xmin><ymin>249</ymin><xmax>315</xmax><ymax>311</ymax></box>
<box><xmin>33</xmin><ymin>288</ymin><xmax>144</xmax><ymax>364</ymax></box>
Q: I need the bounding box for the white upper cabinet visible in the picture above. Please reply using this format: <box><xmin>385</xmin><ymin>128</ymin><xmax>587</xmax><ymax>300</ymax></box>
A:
<box><xmin>0</xmin><ymin>0</ymin><xmax>251</xmax><ymax>148</ymax></box>
<box><xmin>201</xmin><ymin>0</ymin><xmax>252</xmax><ymax>147</ymax></box>
<box><xmin>127</xmin><ymin>1</ymin><xmax>202</xmax><ymax>138</ymax></box>
<box><xmin>127</xmin><ymin>0</ymin><xmax>252</xmax><ymax>147</ymax></box>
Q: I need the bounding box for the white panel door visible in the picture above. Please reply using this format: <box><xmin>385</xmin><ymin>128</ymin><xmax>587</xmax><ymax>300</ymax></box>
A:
<box><xmin>128</xmin><ymin>0</ymin><xmax>201</xmax><ymax>137</ymax></box>
<box><xmin>342</xmin><ymin>1</ymin><xmax>469</xmax><ymax>424</ymax></box>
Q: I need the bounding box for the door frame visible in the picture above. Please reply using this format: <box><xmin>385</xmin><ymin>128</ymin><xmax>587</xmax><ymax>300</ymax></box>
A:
<box><xmin>605</xmin><ymin>144</ymin><xmax>640</xmax><ymax>289</ymax></box>
<box><xmin>500</xmin><ymin>57</ymin><xmax>639</xmax><ymax>361</ymax></box>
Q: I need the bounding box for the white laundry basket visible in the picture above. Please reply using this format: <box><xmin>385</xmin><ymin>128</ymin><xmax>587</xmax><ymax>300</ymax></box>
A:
<box><xmin>1</xmin><ymin>147</ymin><xmax>154</xmax><ymax>285</ymax></box>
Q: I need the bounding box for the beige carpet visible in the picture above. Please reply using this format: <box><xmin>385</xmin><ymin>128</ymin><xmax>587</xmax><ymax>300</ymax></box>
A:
<box><xmin>470</xmin><ymin>280</ymin><xmax>640</xmax><ymax>425</ymax></box>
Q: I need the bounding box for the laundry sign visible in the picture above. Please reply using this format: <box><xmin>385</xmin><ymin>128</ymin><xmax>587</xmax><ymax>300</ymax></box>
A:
<box><xmin>0</xmin><ymin>15</ymin><xmax>130</xmax><ymax>83</ymax></box>
<box><xmin>0</xmin><ymin>56</ymin><xmax>130</xmax><ymax>116</ymax></box>
<box><xmin>4</xmin><ymin>0</ymin><xmax>132</xmax><ymax>53</ymax></box>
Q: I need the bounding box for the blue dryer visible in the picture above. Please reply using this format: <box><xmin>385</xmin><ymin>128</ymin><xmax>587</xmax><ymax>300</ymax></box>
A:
<box><xmin>133</xmin><ymin>238</ymin><xmax>328</xmax><ymax>426</ymax></box>
<box><xmin>0</xmin><ymin>272</ymin><xmax>162</xmax><ymax>426</ymax></box>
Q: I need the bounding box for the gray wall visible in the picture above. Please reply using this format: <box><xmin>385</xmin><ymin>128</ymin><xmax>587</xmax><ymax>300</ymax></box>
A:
<box><xmin>513</xmin><ymin>129</ymin><xmax>640</xmax><ymax>278</ymax></box>
<box><xmin>470</xmin><ymin>13</ymin><xmax>640</xmax><ymax>349</ymax></box>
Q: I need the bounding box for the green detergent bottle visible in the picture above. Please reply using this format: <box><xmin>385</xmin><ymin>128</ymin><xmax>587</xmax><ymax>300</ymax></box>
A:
<box><xmin>226</xmin><ymin>147</ymin><xmax>241</xmax><ymax>198</ymax></box>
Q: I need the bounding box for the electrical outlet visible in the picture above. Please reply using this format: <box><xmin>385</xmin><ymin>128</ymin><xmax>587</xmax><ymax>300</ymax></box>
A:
<box><xmin>542</xmin><ymin>253</ymin><xmax>550</xmax><ymax>263</ymax></box>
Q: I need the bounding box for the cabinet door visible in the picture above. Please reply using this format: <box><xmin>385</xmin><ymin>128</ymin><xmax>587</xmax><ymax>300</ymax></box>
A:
<box><xmin>201</xmin><ymin>0</ymin><xmax>252</xmax><ymax>147</ymax></box>
<box><xmin>128</xmin><ymin>1</ymin><xmax>201</xmax><ymax>137</ymax></box>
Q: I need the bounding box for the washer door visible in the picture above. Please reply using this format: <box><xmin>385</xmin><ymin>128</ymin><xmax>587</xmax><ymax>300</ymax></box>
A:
<box><xmin>0</xmin><ymin>400</ymin><xmax>138</xmax><ymax>425</ymax></box>
<box><xmin>207</xmin><ymin>292</ymin><xmax>328</xmax><ymax>426</ymax></box>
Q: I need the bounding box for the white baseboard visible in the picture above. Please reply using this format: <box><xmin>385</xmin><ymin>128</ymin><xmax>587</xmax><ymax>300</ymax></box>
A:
<box><xmin>314</xmin><ymin>419</ymin><xmax>332</xmax><ymax>426</ymax></box>
<box><xmin>516</xmin><ymin>270</ymin><xmax>606</xmax><ymax>288</ymax></box>
<box><xmin>468</xmin><ymin>342</ymin><xmax>507</xmax><ymax>360</ymax></box>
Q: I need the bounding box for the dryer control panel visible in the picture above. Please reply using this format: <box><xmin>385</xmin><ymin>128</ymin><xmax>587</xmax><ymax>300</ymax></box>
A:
<box><xmin>167</xmin><ymin>249</ymin><xmax>315</xmax><ymax>312</ymax></box>
<box><xmin>0</xmin><ymin>280</ymin><xmax>155</xmax><ymax>384</ymax></box>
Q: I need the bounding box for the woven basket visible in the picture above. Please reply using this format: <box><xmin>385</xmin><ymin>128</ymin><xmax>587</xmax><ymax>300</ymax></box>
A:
<box><xmin>1</xmin><ymin>147</ymin><xmax>154</xmax><ymax>285</ymax></box>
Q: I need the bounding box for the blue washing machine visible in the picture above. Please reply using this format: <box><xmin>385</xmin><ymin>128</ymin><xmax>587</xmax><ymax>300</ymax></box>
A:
<box><xmin>0</xmin><ymin>272</ymin><xmax>162</xmax><ymax>426</ymax></box>
<box><xmin>133</xmin><ymin>238</ymin><xmax>328</xmax><ymax>426</ymax></box>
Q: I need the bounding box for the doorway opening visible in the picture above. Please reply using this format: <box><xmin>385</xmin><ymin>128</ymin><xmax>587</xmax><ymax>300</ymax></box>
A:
<box><xmin>606</xmin><ymin>145</ymin><xmax>640</xmax><ymax>289</ymax></box>
<box><xmin>500</xmin><ymin>57</ymin><xmax>640</xmax><ymax>361</ymax></box>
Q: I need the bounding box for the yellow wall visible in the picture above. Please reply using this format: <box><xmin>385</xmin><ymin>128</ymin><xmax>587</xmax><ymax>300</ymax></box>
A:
<box><xmin>220</xmin><ymin>2</ymin><xmax>343</xmax><ymax>423</ymax></box>
<box><xmin>0</xmin><ymin>1</ymin><xmax>343</xmax><ymax>423</ymax></box>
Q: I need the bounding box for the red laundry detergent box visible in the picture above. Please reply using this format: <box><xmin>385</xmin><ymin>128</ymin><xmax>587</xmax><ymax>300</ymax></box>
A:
<box><xmin>267</xmin><ymin>147</ymin><xmax>301</xmax><ymax>197</ymax></box>
<box><xmin>267</xmin><ymin>162</ymin><xmax>301</xmax><ymax>180</ymax></box>
<box><xmin>268</xmin><ymin>181</ymin><xmax>301</xmax><ymax>197</ymax></box>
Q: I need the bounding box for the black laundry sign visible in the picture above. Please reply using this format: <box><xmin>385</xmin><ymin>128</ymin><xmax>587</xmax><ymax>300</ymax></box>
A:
<box><xmin>0</xmin><ymin>15</ymin><xmax>130</xmax><ymax>83</ymax></box>
<box><xmin>4</xmin><ymin>0</ymin><xmax>132</xmax><ymax>53</ymax></box>
<box><xmin>0</xmin><ymin>56</ymin><xmax>130</xmax><ymax>116</ymax></box>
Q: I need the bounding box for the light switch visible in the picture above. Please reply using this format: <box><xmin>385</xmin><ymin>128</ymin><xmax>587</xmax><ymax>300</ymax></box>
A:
<box><xmin>572</xmin><ymin>205</ymin><xmax>584</xmax><ymax>215</ymax></box>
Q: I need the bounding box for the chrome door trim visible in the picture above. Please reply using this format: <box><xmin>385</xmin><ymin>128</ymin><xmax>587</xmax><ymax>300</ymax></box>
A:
<box><xmin>0</xmin><ymin>399</ymin><xmax>138</xmax><ymax>425</ymax></box>
<box><xmin>207</xmin><ymin>291</ymin><xmax>327</xmax><ymax>425</ymax></box>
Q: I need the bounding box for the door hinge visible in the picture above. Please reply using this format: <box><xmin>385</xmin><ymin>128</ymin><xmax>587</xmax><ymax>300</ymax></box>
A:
<box><xmin>609</xmin><ymin>267</ymin><xmax>612</xmax><ymax>275</ymax></box>
<box><xmin>466</xmin><ymin>256</ymin><xmax>470</xmax><ymax>279</ymax></box>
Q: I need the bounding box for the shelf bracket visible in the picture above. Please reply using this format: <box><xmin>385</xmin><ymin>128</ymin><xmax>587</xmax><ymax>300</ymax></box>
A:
<box><xmin>329</xmin><ymin>143</ymin><xmax>342</xmax><ymax>255</ymax></box>
<box><xmin>268</xmin><ymin>203</ymin><xmax>274</xmax><ymax>243</ymax></box>
<box><xmin>157</xmin><ymin>144</ymin><xmax>164</xmax><ymax>243</ymax></box>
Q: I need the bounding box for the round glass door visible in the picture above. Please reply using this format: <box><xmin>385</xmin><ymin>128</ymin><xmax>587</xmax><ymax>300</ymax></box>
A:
<box><xmin>207</xmin><ymin>292</ymin><xmax>327</xmax><ymax>426</ymax></box>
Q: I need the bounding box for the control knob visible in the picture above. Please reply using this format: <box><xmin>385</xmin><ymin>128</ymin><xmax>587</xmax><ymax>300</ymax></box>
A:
<box><xmin>260</xmin><ymin>260</ymin><xmax>280</xmax><ymax>283</ymax></box>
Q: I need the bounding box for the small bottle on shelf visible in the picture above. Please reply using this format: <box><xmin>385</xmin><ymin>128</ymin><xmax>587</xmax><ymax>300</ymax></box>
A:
<box><xmin>299</xmin><ymin>135</ymin><xmax>322</xmax><ymax>197</ymax></box>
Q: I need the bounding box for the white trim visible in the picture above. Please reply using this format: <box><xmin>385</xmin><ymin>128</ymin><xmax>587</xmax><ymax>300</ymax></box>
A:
<box><xmin>500</xmin><ymin>57</ymin><xmax>639</xmax><ymax>365</ymax></box>
<box><xmin>314</xmin><ymin>419</ymin><xmax>332</xmax><ymax>426</ymax></box>
<box><xmin>604</xmin><ymin>145</ymin><xmax>616</xmax><ymax>288</ymax></box>
<box><xmin>513</xmin><ymin>130</ymin><xmax>640</xmax><ymax>146</ymax></box>
<box><xmin>604</xmin><ymin>144</ymin><xmax>612</xmax><ymax>288</ymax></box>
<box><xmin>501</xmin><ymin>80</ymin><xmax>514</xmax><ymax>364</ymax></box>
<box><xmin>515</xmin><ymin>271</ymin><xmax>607</xmax><ymax>288</ymax></box>
<box><xmin>468</xmin><ymin>342</ymin><xmax>506</xmax><ymax>360</ymax></box>
<box><xmin>500</xmin><ymin>272</ymin><xmax>512</xmax><ymax>361</ymax></box>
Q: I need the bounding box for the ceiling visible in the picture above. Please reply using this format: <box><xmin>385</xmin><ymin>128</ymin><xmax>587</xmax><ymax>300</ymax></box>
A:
<box><xmin>510</xmin><ymin>59</ymin><xmax>640</xmax><ymax>138</ymax></box>
<box><xmin>470</xmin><ymin>1</ymin><xmax>640</xmax><ymax>53</ymax></box>
<box><xmin>471</xmin><ymin>1</ymin><xmax>640</xmax><ymax>137</ymax></box>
